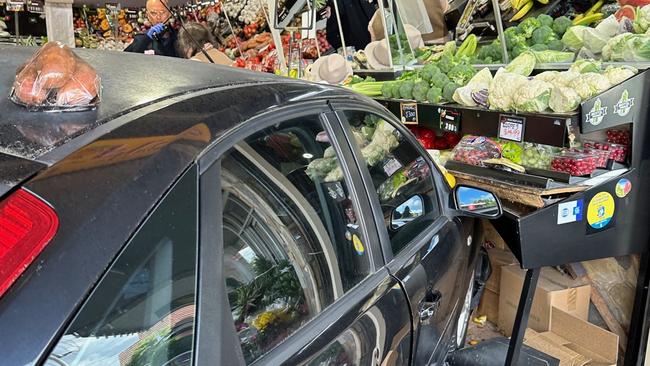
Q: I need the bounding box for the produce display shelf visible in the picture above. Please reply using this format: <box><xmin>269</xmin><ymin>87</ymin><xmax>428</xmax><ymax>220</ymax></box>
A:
<box><xmin>354</xmin><ymin>69</ymin><xmax>404</xmax><ymax>81</ymax></box>
<box><xmin>410</xmin><ymin>62</ymin><xmax>650</xmax><ymax>71</ymax></box>
<box><xmin>374</xmin><ymin>97</ymin><xmax>576</xmax><ymax>148</ymax></box>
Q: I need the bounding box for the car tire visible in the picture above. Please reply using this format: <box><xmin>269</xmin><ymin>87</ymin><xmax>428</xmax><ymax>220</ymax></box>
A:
<box><xmin>455</xmin><ymin>270</ymin><xmax>475</xmax><ymax>349</ymax></box>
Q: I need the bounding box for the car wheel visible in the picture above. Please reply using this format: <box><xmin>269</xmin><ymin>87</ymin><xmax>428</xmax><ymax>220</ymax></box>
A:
<box><xmin>455</xmin><ymin>271</ymin><xmax>474</xmax><ymax>348</ymax></box>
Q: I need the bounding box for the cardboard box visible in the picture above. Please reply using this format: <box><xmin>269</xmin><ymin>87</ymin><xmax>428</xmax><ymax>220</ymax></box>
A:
<box><xmin>478</xmin><ymin>288</ymin><xmax>499</xmax><ymax>322</ymax></box>
<box><xmin>524</xmin><ymin>307</ymin><xmax>618</xmax><ymax>366</ymax></box>
<box><xmin>485</xmin><ymin>247</ymin><xmax>518</xmax><ymax>293</ymax></box>
<box><xmin>498</xmin><ymin>265</ymin><xmax>591</xmax><ymax>336</ymax></box>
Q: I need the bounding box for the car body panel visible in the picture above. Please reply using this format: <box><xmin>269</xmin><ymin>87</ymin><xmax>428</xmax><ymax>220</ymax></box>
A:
<box><xmin>0</xmin><ymin>49</ymin><xmax>480</xmax><ymax>366</ymax></box>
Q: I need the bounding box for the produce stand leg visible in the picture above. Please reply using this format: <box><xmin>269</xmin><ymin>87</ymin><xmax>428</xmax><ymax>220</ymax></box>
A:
<box><xmin>624</xmin><ymin>252</ymin><xmax>650</xmax><ymax>366</ymax></box>
<box><xmin>505</xmin><ymin>268</ymin><xmax>540</xmax><ymax>366</ymax></box>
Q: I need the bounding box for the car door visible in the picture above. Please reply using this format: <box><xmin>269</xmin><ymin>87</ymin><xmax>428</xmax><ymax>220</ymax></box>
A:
<box><xmin>196</xmin><ymin>106</ymin><xmax>412</xmax><ymax>366</ymax></box>
<box><xmin>331</xmin><ymin>106</ymin><xmax>476</xmax><ymax>366</ymax></box>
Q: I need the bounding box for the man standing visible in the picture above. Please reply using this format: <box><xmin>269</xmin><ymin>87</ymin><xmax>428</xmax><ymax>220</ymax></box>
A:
<box><xmin>124</xmin><ymin>0</ymin><xmax>178</xmax><ymax>57</ymax></box>
<box><xmin>322</xmin><ymin>0</ymin><xmax>377</xmax><ymax>52</ymax></box>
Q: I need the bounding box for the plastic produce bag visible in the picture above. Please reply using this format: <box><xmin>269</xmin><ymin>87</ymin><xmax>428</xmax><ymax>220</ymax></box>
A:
<box><xmin>450</xmin><ymin>135</ymin><xmax>502</xmax><ymax>166</ymax></box>
<box><xmin>521</xmin><ymin>142</ymin><xmax>556</xmax><ymax>169</ymax></box>
<box><xmin>504</xmin><ymin>51</ymin><xmax>536</xmax><ymax>76</ymax></box>
<box><xmin>11</xmin><ymin>42</ymin><xmax>101</xmax><ymax>111</ymax></box>
<box><xmin>595</xmin><ymin>15</ymin><xmax>620</xmax><ymax>37</ymax></box>
<box><xmin>582</xmin><ymin>28</ymin><xmax>609</xmax><ymax>54</ymax></box>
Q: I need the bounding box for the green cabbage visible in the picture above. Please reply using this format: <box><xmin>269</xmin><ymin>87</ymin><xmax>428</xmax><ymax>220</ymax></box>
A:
<box><xmin>582</xmin><ymin>28</ymin><xmax>609</xmax><ymax>54</ymax></box>
<box><xmin>537</xmin><ymin>14</ymin><xmax>554</xmax><ymax>28</ymax></box>
<box><xmin>561</xmin><ymin>26</ymin><xmax>589</xmax><ymax>50</ymax></box>
<box><xmin>549</xmin><ymin>86</ymin><xmax>581</xmax><ymax>113</ymax></box>
<box><xmin>569</xmin><ymin>59</ymin><xmax>602</xmax><ymax>74</ymax></box>
<box><xmin>513</xmin><ymin>80</ymin><xmax>553</xmax><ymax>113</ymax></box>
<box><xmin>533</xmin><ymin>50</ymin><xmax>575</xmax><ymax>63</ymax></box>
<box><xmin>505</xmin><ymin>51</ymin><xmax>536</xmax><ymax>76</ymax></box>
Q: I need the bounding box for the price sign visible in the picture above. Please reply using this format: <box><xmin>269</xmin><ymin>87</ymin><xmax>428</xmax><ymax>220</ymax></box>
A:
<box><xmin>26</xmin><ymin>0</ymin><xmax>43</xmax><ymax>13</ymax></box>
<box><xmin>498</xmin><ymin>114</ymin><xmax>526</xmax><ymax>142</ymax></box>
<box><xmin>400</xmin><ymin>103</ymin><xmax>418</xmax><ymax>124</ymax></box>
<box><xmin>438</xmin><ymin>107</ymin><xmax>461</xmax><ymax>132</ymax></box>
<box><xmin>7</xmin><ymin>0</ymin><xmax>25</xmax><ymax>11</ymax></box>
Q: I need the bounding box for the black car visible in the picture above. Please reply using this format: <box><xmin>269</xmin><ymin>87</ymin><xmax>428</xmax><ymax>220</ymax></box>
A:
<box><xmin>0</xmin><ymin>46</ymin><xmax>501</xmax><ymax>366</ymax></box>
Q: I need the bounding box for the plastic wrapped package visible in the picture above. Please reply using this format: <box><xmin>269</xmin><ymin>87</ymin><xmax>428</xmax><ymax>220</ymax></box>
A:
<box><xmin>10</xmin><ymin>41</ymin><xmax>101</xmax><ymax>111</ymax></box>
<box><xmin>583</xmin><ymin>140</ymin><xmax>628</xmax><ymax>162</ymax></box>
<box><xmin>450</xmin><ymin>135</ymin><xmax>502</xmax><ymax>166</ymax></box>
<box><xmin>571</xmin><ymin>147</ymin><xmax>611</xmax><ymax>168</ymax></box>
<box><xmin>520</xmin><ymin>142</ymin><xmax>556</xmax><ymax>170</ymax></box>
<box><xmin>606</xmin><ymin>129</ymin><xmax>631</xmax><ymax>146</ymax></box>
<box><xmin>550</xmin><ymin>151</ymin><xmax>597</xmax><ymax>176</ymax></box>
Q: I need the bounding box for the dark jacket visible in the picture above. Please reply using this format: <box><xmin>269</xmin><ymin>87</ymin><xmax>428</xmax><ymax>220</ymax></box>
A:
<box><xmin>326</xmin><ymin>0</ymin><xmax>377</xmax><ymax>51</ymax></box>
<box><xmin>124</xmin><ymin>28</ymin><xmax>179</xmax><ymax>57</ymax></box>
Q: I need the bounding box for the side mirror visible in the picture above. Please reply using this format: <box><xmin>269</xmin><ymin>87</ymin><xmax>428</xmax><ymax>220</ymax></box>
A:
<box><xmin>391</xmin><ymin>195</ymin><xmax>424</xmax><ymax>230</ymax></box>
<box><xmin>453</xmin><ymin>185</ymin><xmax>502</xmax><ymax>219</ymax></box>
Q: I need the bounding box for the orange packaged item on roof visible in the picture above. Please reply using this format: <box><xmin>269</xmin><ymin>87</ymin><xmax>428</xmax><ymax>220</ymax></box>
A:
<box><xmin>10</xmin><ymin>41</ymin><xmax>101</xmax><ymax>111</ymax></box>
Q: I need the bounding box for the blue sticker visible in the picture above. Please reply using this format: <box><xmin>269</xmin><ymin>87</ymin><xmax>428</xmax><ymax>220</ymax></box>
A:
<box><xmin>557</xmin><ymin>199</ymin><xmax>583</xmax><ymax>225</ymax></box>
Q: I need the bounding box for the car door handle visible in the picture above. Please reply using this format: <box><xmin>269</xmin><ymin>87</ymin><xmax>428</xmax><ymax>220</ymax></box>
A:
<box><xmin>419</xmin><ymin>290</ymin><xmax>442</xmax><ymax>321</ymax></box>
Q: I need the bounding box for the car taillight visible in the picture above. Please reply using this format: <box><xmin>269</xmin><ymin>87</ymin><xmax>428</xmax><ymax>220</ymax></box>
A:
<box><xmin>0</xmin><ymin>188</ymin><xmax>58</xmax><ymax>297</ymax></box>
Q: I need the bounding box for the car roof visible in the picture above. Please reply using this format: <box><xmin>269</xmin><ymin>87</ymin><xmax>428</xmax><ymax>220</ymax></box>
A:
<box><xmin>0</xmin><ymin>46</ymin><xmax>360</xmax><ymax>196</ymax></box>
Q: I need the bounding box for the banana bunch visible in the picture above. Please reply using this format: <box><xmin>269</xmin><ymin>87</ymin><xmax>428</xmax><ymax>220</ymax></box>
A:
<box><xmin>510</xmin><ymin>0</ymin><xmax>533</xmax><ymax>21</ymax></box>
<box><xmin>456</xmin><ymin>34</ymin><xmax>478</xmax><ymax>58</ymax></box>
<box><xmin>573</xmin><ymin>0</ymin><xmax>604</xmax><ymax>25</ymax></box>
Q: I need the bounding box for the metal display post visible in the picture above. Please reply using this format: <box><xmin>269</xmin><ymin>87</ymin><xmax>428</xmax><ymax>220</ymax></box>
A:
<box><xmin>504</xmin><ymin>268</ymin><xmax>540</xmax><ymax>365</ymax></box>
<box><xmin>492</xmin><ymin>0</ymin><xmax>509</xmax><ymax>64</ymax></box>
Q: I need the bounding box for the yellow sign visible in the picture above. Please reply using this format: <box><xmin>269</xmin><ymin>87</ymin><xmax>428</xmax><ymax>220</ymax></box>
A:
<box><xmin>352</xmin><ymin>234</ymin><xmax>365</xmax><ymax>255</ymax></box>
<box><xmin>587</xmin><ymin>192</ymin><xmax>615</xmax><ymax>229</ymax></box>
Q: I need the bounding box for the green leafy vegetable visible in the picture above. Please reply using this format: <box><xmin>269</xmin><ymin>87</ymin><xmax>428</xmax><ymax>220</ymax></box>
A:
<box><xmin>448</xmin><ymin>64</ymin><xmax>477</xmax><ymax>86</ymax></box>
<box><xmin>552</xmin><ymin>16</ymin><xmax>573</xmax><ymax>37</ymax></box>
<box><xmin>518</xmin><ymin>17</ymin><xmax>542</xmax><ymax>39</ymax></box>
<box><xmin>442</xmin><ymin>82</ymin><xmax>460</xmax><ymax>101</ymax></box>
<box><xmin>537</xmin><ymin>14</ymin><xmax>554</xmax><ymax>28</ymax></box>
<box><xmin>561</xmin><ymin>25</ymin><xmax>588</xmax><ymax>50</ymax></box>
<box><xmin>427</xmin><ymin>86</ymin><xmax>443</xmax><ymax>103</ymax></box>
<box><xmin>532</xmin><ymin>25</ymin><xmax>556</xmax><ymax>45</ymax></box>
<box><xmin>412</xmin><ymin>80</ymin><xmax>430</xmax><ymax>102</ymax></box>
<box><xmin>505</xmin><ymin>51</ymin><xmax>536</xmax><ymax>76</ymax></box>
<box><xmin>532</xmin><ymin>50</ymin><xmax>575</xmax><ymax>63</ymax></box>
<box><xmin>399</xmin><ymin>80</ymin><xmax>415</xmax><ymax>100</ymax></box>
<box><xmin>547</xmin><ymin>39</ymin><xmax>565</xmax><ymax>51</ymax></box>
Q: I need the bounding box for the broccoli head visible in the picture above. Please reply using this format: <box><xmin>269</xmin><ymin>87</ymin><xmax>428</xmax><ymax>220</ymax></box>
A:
<box><xmin>547</xmin><ymin>39</ymin><xmax>565</xmax><ymax>51</ymax></box>
<box><xmin>391</xmin><ymin>81</ymin><xmax>403</xmax><ymax>99</ymax></box>
<box><xmin>532</xmin><ymin>25</ymin><xmax>556</xmax><ymax>45</ymax></box>
<box><xmin>399</xmin><ymin>80</ymin><xmax>415</xmax><ymax>100</ymax></box>
<box><xmin>448</xmin><ymin>64</ymin><xmax>476</xmax><ymax>86</ymax></box>
<box><xmin>511</xmin><ymin>44</ymin><xmax>529</xmax><ymax>58</ymax></box>
<box><xmin>381</xmin><ymin>81</ymin><xmax>393</xmax><ymax>98</ymax></box>
<box><xmin>505</xmin><ymin>27</ymin><xmax>527</xmax><ymax>50</ymax></box>
<box><xmin>552</xmin><ymin>16</ymin><xmax>572</xmax><ymax>37</ymax></box>
<box><xmin>442</xmin><ymin>82</ymin><xmax>460</xmax><ymax>102</ymax></box>
<box><xmin>421</xmin><ymin>63</ymin><xmax>442</xmax><ymax>82</ymax></box>
<box><xmin>477</xmin><ymin>42</ymin><xmax>503</xmax><ymax>63</ymax></box>
<box><xmin>426</xmin><ymin>86</ymin><xmax>443</xmax><ymax>103</ymax></box>
<box><xmin>530</xmin><ymin>43</ymin><xmax>548</xmax><ymax>52</ymax></box>
<box><xmin>412</xmin><ymin>80</ymin><xmax>430</xmax><ymax>102</ymax></box>
<box><xmin>537</xmin><ymin>14</ymin><xmax>553</xmax><ymax>28</ymax></box>
<box><xmin>437</xmin><ymin>53</ymin><xmax>456</xmax><ymax>74</ymax></box>
<box><xmin>518</xmin><ymin>17</ymin><xmax>541</xmax><ymax>39</ymax></box>
<box><xmin>432</xmin><ymin>72</ymin><xmax>450</xmax><ymax>89</ymax></box>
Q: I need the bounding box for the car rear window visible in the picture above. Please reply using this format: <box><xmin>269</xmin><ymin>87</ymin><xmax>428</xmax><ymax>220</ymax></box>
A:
<box><xmin>45</xmin><ymin>168</ymin><xmax>198</xmax><ymax>366</ymax></box>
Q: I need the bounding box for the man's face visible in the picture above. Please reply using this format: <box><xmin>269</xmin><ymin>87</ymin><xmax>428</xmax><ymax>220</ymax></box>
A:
<box><xmin>147</xmin><ymin>0</ymin><xmax>170</xmax><ymax>25</ymax></box>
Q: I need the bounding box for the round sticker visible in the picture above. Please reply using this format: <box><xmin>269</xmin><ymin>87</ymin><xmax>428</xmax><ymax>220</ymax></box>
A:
<box><xmin>352</xmin><ymin>234</ymin><xmax>365</xmax><ymax>256</ymax></box>
<box><xmin>615</xmin><ymin>178</ymin><xmax>632</xmax><ymax>198</ymax></box>
<box><xmin>587</xmin><ymin>192</ymin><xmax>615</xmax><ymax>229</ymax></box>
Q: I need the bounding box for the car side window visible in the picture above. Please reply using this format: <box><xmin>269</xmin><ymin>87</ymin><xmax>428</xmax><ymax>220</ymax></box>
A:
<box><xmin>46</xmin><ymin>168</ymin><xmax>198</xmax><ymax>366</ymax></box>
<box><xmin>340</xmin><ymin>110</ymin><xmax>440</xmax><ymax>255</ymax></box>
<box><xmin>219</xmin><ymin>114</ymin><xmax>371</xmax><ymax>364</ymax></box>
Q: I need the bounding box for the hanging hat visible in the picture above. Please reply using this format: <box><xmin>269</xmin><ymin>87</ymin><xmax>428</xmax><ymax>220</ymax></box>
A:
<box><xmin>364</xmin><ymin>39</ymin><xmax>391</xmax><ymax>70</ymax></box>
<box><xmin>404</xmin><ymin>24</ymin><xmax>425</xmax><ymax>50</ymax></box>
<box><xmin>311</xmin><ymin>54</ymin><xmax>353</xmax><ymax>85</ymax></box>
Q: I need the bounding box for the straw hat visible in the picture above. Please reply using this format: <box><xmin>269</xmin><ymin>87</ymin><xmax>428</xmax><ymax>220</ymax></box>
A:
<box><xmin>365</xmin><ymin>39</ymin><xmax>391</xmax><ymax>70</ymax></box>
<box><xmin>311</xmin><ymin>54</ymin><xmax>353</xmax><ymax>85</ymax></box>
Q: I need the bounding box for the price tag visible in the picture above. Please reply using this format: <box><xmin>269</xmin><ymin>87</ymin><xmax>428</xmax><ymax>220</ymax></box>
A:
<box><xmin>26</xmin><ymin>0</ymin><xmax>43</xmax><ymax>13</ymax></box>
<box><xmin>498</xmin><ymin>114</ymin><xmax>526</xmax><ymax>142</ymax></box>
<box><xmin>400</xmin><ymin>103</ymin><xmax>418</xmax><ymax>124</ymax></box>
<box><xmin>438</xmin><ymin>107</ymin><xmax>461</xmax><ymax>132</ymax></box>
<box><xmin>7</xmin><ymin>0</ymin><xmax>25</xmax><ymax>11</ymax></box>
